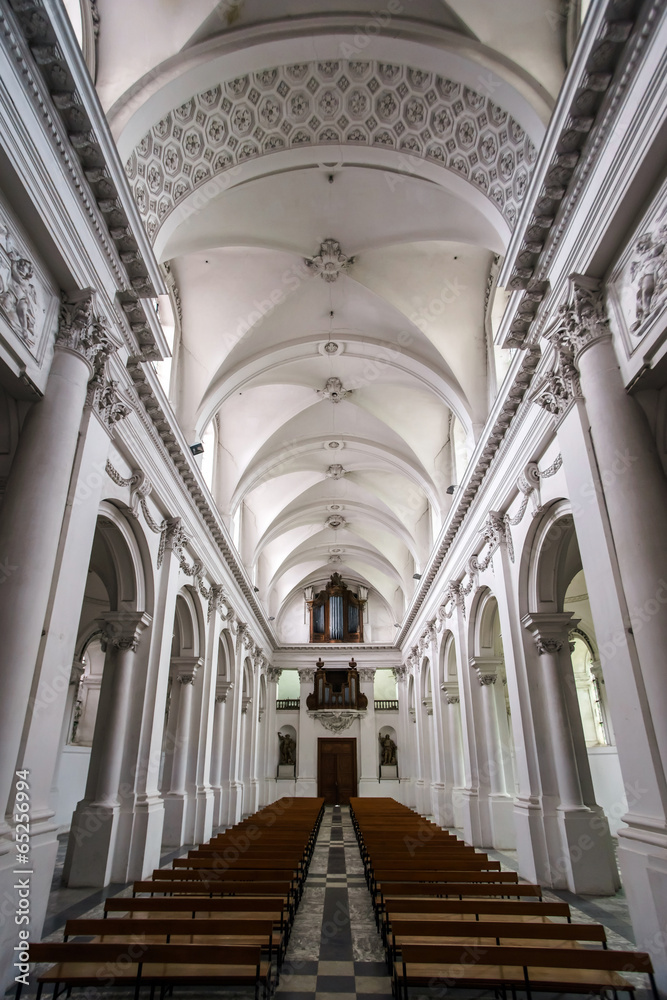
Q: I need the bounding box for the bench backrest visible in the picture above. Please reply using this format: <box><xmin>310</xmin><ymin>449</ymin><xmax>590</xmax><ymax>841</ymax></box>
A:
<box><xmin>378</xmin><ymin>882</ymin><xmax>542</xmax><ymax>898</ymax></box>
<box><xmin>399</xmin><ymin>943</ymin><xmax>653</xmax><ymax>973</ymax></box>
<box><xmin>391</xmin><ymin>918</ymin><xmax>606</xmax><ymax>943</ymax></box>
<box><xmin>374</xmin><ymin>870</ymin><xmax>517</xmax><ymax>883</ymax></box>
<box><xmin>65</xmin><ymin>918</ymin><xmax>274</xmax><ymax>938</ymax></box>
<box><xmin>383</xmin><ymin>898</ymin><xmax>570</xmax><ymax>919</ymax></box>
<box><xmin>28</xmin><ymin>942</ymin><xmax>262</xmax><ymax>966</ymax></box>
<box><xmin>105</xmin><ymin>896</ymin><xmax>285</xmax><ymax>914</ymax></box>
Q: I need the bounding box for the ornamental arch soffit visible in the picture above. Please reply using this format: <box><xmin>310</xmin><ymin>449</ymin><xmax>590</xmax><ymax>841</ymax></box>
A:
<box><xmin>124</xmin><ymin>58</ymin><xmax>538</xmax><ymax>247</ymax></box>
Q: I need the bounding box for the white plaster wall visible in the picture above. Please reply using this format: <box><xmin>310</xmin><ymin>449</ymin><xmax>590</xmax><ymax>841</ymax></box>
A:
<box><xmin>53</xmin><ymin>746</ymin><xmax>91</xmax><ymax>832</ymax></box>
<box><xmin>588</xmin><ymin>745</ymin><xmax>627</xmax><ymax>838</ymax></box>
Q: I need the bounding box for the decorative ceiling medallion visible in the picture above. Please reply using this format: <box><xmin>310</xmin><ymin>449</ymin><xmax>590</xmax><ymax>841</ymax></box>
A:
<box><xmin>329</xmin><ymin>546</ymin><xmax>343</xmax><ymax>554</ymax></box>
<box><xmin>318</xmin><ymin>340</ymin><xmax>344</xmax><ymax>357</ymax></box>
<box><xmin>326</xmin><ymin>514</ymin><xmax>347</xmax><ymax>529</ymax></box>
<box><xmin>327</xmin><ymin>504</ymin><xmax>343</xmax><ymax>511</ymax></box>
<box><xmin>326</xmin><ymin>464</ymin><xmax>347</xmax><ymax>479</ymax></box>
<box><xmin>325</xmin><ymin>439</ymin><xmax>344</xmax><ymax>450</ymax></box>
<box><xmin>306</xmin><ymin>239</ymin><xmax>354</xmax><ymax>282</ymax></box>
<box><xmin>318</xmin><ymin>376</ymin><xmax>352</xmax><ymax>403</ymax></box>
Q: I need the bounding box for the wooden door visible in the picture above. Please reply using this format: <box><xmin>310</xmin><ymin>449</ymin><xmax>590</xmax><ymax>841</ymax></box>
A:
<box><xmin>317</xmin><ymin>738</ymin><xmax>357</xmax><ymax>804</ymax></box>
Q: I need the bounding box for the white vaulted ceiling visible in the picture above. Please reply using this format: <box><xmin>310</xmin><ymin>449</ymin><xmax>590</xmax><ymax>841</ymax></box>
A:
<box><xmin>98</xmin><ymin>0</ymin><xmax>568</xmax><ymax>642</ymax></box>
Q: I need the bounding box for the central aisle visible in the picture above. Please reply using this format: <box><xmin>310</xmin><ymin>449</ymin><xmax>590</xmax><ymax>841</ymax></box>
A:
<box><xmin>277</xmin><ymin>805</ymin><xmax>392</xmax><ymax>998</ymax></box>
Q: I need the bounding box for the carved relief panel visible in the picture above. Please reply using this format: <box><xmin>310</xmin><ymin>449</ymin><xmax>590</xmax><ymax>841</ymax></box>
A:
<box><xmin>607</xmin><ymin>178</ymin><xmax>667</xmax><ymax>373</ymax></box>
<box><xmin>0</xmin><ymin>193</ymin><xmax>59</xmax><ymax>393</ymax></box>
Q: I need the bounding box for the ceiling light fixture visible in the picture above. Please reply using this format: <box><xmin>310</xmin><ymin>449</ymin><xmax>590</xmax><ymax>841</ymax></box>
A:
<box><xmin>268</xmin><ymin>616</ymin><xmax>275</xmax><ymax>621</ymax></box>
<box><xmin>446</xmin><ymin>485</ymin><xmax>458</xmax><ymax>494</ymax></box>
<box><xmin>413</xmin><ymin>573</ymin><xmax>422</xmax><ymax>580</ymax></box>
<box><xmin>253</xmin><ymin>586</ymin><xmax>259</xmax><ymax>593</ymax></box>
<box><xmin>189</xmin><ymin>442</ymin><xmax>204</xmax><ymax>456</ymax></box>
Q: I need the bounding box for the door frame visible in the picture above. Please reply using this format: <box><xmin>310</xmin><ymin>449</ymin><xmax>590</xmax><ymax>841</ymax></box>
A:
<box><xmin>317</xmin><ymin>737</ymin><xmax>358</xmax><ymax>803</ymax></box>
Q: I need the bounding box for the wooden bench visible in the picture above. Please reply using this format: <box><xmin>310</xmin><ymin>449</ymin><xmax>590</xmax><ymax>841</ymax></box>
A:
<box><xmin>387</xmin><ymin>917</ymin><xmax>607</xmax><ymax>972</ymax></box>
<box><xmin>23</xmin><ymin>942</ymin><xmax>270</xmax><ymax>1000</ymax></box>
<box><xmin>132</xmin><ymin>878</ymin><xmax>295</xmax><ymax>916</ymax></box>
<box><xmin>63</xmin><ymin>916</ymin><xmax>278</xmax><ymax>981</ymax></box>
<box><xmin>105</xmin><ymin>892</ymin><xmax>290</xmax><ymax>953</ymax></box>
<box><xmin>394</xmin><ymin>942</ymin><xmax>657</xmax><ymax>1000</ymax></box>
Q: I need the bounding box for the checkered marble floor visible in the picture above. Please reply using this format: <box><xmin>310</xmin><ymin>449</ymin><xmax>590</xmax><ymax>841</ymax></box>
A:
<box><xmin>10</xmin><ymin>806</ymin><xmax>648</xmax><ymax>1000</ymax></box>
<box><xmin>276</xmin><ymin>804</ymin><xmax>391</xmax><ymax>998</ymax></box>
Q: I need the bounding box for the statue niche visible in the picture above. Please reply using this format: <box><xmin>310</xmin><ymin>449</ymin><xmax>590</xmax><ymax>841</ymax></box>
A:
<box><xmin>306</xmin><ymin>658</ymin><xmax>368</xmax><ymax>711</ymax></box>
<box><xmin>307</xmin><ymin>573</ymin><xmax>365</xmax><ymax>643</ymax></box>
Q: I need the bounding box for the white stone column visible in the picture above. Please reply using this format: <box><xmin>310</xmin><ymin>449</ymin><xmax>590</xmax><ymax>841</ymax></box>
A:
<box><xmin>296</xmin><ymin>667</ymin><xmax>317</xmax><ymax>796</ymax></box>
<box><xmin>394</xmin><ymin>666</ymin><xmax>412</xmax><ymax>806</ymax></box>
<box><xmin>449</xmin><ymin>591</ymin><xmax>485</xmax><ymax>846</ymax></box>
<box><xmin>211</xmin><ymin>680</ymin><xmax>233</xmax><ymax>828</ymax></box>
<box><xmin>426</xmin><ymin>628</ymin><xmax>449</xmax><ymax>827</ymax></box>
<box><xmin>0</xmin><ymin>294</ymin><xmax>113</xmax><ymax>825</ymax></box>
<box><xmin>522</xmin><ymin>612</ymin><xmax>618</xmax><ymax>893</ymax></box>
<box><xmin>0</xmin><ymin>389</ymin><xmax>122</xmax><ymax>977</ymax></box>
<box><xmin>123</xmin><ymin>522</ymin><xmax>187</xmax><ymax>881</ymax></box>
<box><xmin>245</xmin><ymin>658</ymin><xmax>261</xmax><ymax>815</ymax></box>
<box><xmin>470</xmin><ymin>658</ymin><xmax>515</xmax><ymax>848</ymax></box>
<box><xmin>163</xmin><ymin>657</ymin><xmax>201</xmax><ymax>846</ymax></box>
<box><xmin>567</xmin><ymin>278</ymin><xmax>667</xmax><ymax>768</ymax></box>
<box><xmin>358</xmin><ymin>667</ymin><xmax>377</xmax><ymax>793</ymax></box>
<box><xmin>442</xmin><ymin>683</ymin><xmax>465</xmax><ymax>828</ymax></box>
<box><xmin>264</xmin><ymin>668</ymin><xmax>281</xmax><ymax>804</ymax></box>
<box><xmin>224</xmin><ymin>623</ymin><xmax>249</xmax><ymax>825</ymax></box>
<box><xmin>65</xmin><ymin>611</ymin><xmax>151</xmax><ymax>886</ymax></box>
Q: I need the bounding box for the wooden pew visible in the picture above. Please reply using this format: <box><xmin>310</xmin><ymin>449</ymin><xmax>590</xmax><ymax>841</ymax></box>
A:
<box><xmin>104</xmin><ymin>895</ymin><xmax>289</xmax><ymax>956</ymax></box>
<box><xmin>23</xmin><ymin>942</ymin><xmax>270</xmax><ymax>1000</ymax></box>
<box><xmin>387</xmin><ymin>917</ymin><xmax>607</xmax><ymax>972</ymax></box>
<box><xmin>394</xmin><ymin>942</ymin><xmax>657</xmax><ymax>1000</ymax></box>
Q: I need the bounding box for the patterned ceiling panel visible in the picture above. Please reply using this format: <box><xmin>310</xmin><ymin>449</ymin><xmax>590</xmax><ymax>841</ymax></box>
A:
<box><xmin>126</xmin><ymin>59</ymin><xmax>538</xmax><ymax>243</ymax></box>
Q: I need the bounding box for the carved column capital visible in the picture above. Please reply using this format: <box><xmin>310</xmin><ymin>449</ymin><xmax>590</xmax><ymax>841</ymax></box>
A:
<box><xmin>521</xmin><ymin>612</ymin><xmax>580</xmax><ymax>657</ymax></box>
<box><xmin>266</xmin><ymin>667</ymin><xmax>282</xmax><ymax>683</ymax></box>
<box><xmin>57</xmin><ymin>291</ymin><xmax>115</xmax><ymax>378</ymax></box>
<box><xmin>215</xmin><ymin>680</ymin><xmax>233</xmax><ymax>703</ymax></box>
<box><xmin>566</xmin><ymin>274</ymin><xmax>613</xmax><ymax>359</ymax></box>
<box><xmin>392</xmin><ymin>666</ymin><xmax>407</xmax><ymax>682</ymax></box>
<box><xmin>358</xmin><ymin>667</ymin><xmax>375</xmax><ymax>682</ymax></box>
<box><xmin>99</xmin><ymin>611</ymin><xmax>152</xmax><ymax>652</ymax></box>
<box><xmin>442</xmin><ymin>686</ymin><xmax>460</xmax><ymax>705</ymax></box>
<box><xmin>298</xmin><ymin>667</ymin><xmax>316</xmax><ymax>683</ymax></box>
<box><xmin>87</xmin><ymin>377</ymin><xmax>131</xmax><ymax>431</ymax></box>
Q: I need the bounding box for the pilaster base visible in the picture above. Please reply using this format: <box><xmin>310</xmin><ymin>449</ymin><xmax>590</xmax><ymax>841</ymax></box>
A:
<box><xmin>194</xmin><ymin>787</ymin><xmax>214</xmax><ymax>845</ymax></box>
<box><xmin>557</xmin><ymin>806</ymin><xmax>620</xmax><ymax>894</ymax></box>
<box><xmin>63</xmin><ymin>802</ymin><xmax>119</xmax><ymax>887</ymax></box>
<box><xmin>513</xmin><ymin>796</ymin><xmax>550</xmax><ymax>885</ymax></box>
<box><xmin>162</xmin><ymin>792</ymin><xmax>188</xmax><ymax>849</ymax></box>
<box><xmin>0</xmin><ymin>827</ymin><xmax>59</xmax><ymax>992</ymax></box>
<box><xmin>430</xmin><ymin>783</ymin><xmax>454</xmax><ymax>828</ymax></box>
<box><xmin>617</xmin><ymin>823</ymin><xmax>667</xmax><ymax>994</ymax></box>
<box><xmin>125</xmin><ymin>795</ymin><xmax>164</xmax><ymax>881</ymax></box>
<box><xmin>224</xmin><ymin>781</ymin><xmax>244</xmax><ymax>826</ymax></box>
<box><xmin>489</xmin><ymin>793</ymin><xmax>516</xmax><ymax>849</ymax></box>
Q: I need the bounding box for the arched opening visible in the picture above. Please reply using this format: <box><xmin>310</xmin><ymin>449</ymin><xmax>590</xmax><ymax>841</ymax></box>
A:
<box><xmin>470</xmin><ymin>588</ymin><xmax>516</xmax><ymax>850</ymax></box>
<box><xmin>523</xmin><ymin>501</ymin><xmax>621</xmax><ymax>893</ymax></box>
<box><xmin>161</xmin><ymin>588</ymin><xmax>204</xmax><ymax>849</ymax></box>
<box><xmin>61</xmin><ymin>505</ymin><xmax>151</xmax><ymax>887</ymax></box>
<box><xmin>439</xmin><ymin>631</ymin><xmax>465</xmax><ymax>830</ymax></box>
<box><xmin>211</xmin><ymin>629</ymin><xmax>234</xmax><ymax>828</ymax></box>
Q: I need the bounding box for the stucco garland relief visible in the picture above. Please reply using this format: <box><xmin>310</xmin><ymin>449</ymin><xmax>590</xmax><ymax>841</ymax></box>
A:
<box><xmin>434</xmin><ymin>452</ymin><xmax>563</xmax><ymax>625</ymax></box>
<box><xmin>126</xmin><ymin>60</ymin><xmax>537</xmax><ymax>242</ymax></box>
